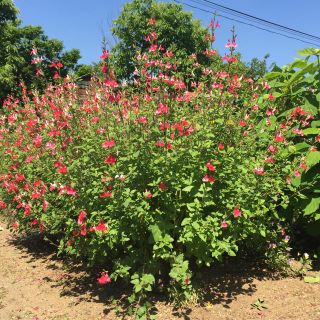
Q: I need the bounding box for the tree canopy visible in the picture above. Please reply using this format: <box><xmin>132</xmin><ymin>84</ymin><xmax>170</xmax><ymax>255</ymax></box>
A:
<box><xmin>111</xmin><ymin>0</ymin><xmax>210</xmax><ymax>79</ymax></box>
<box><xmin>0</xmin><ymin>0</ymin><xmax>81</xmax><ymax>103</ymax></box>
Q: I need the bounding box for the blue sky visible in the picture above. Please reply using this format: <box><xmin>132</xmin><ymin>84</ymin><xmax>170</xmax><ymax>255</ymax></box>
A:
<box><xmin>14</xmin><ymin>0</ymin><xmax>320</xmax><ymax>68</ymax></box>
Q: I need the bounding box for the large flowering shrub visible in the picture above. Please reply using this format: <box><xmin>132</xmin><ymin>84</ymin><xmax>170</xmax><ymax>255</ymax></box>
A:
<box><xmin>0</xmin><ymin>20</ymin><xmax>310</xmax><ymax>317</ymax></box>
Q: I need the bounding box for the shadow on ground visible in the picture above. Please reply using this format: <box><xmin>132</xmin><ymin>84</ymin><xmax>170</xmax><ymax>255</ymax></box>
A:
<box><xmin>8</xmin><ymin>231</ymin><xmax>282</xmax><ymax>319</ymax></box>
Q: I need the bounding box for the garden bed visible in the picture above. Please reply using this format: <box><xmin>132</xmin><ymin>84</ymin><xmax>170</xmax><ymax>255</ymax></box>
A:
<box><xmin>0</xmin><ymin>220</ymin><xmax>319</xmax><ymax>320</ymax></box>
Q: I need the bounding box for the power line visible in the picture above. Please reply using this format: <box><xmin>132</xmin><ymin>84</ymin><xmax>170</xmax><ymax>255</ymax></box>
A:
<box><xmin>183</xmin><ymin>0</ymin><xmax>320</xmax><ymax>45</ymax></box>
<box><xmin>188</xmin><ymin>0</ymin><xmax>320</xmax><ymax>43</ymax></box>
<box><xmin>173</xmin><ymin>0</ymin><xmax>320</xmax><ymax>47</ymax></box>
<box><xmin>192</xmin><ymin>0</ymin><xmax>320</xmax><ymax>43</ymax></box>
<box><xmin>181</xmin><ymin>0</ymin><xmax>320</xmax><ymax>45</ymax></box>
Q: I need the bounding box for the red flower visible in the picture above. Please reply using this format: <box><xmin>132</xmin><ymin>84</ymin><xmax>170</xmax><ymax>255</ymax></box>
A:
<box><xmin>105</xmin><ymin>154</ymin><xmax>117</xmax><ymax>165</ymax></box>
<box><xmin>95</xmin><ymin>222</ymin><xmax>107</xmax><ymax>231</ymax></box>
<box><xmin>12</xmin><ymin>221</ymin><xmax>19</xmax><ymax>229</ymax></box>
<box><xmin>54</xmin><ymin>160</ymin><xmax>63</xmax><ymax>167</ymax></box>
<box><xmin>97</xmin><ymin>272</ymin><xmax>111</xmax><ymax>285</ymax></box>
<box><xmin>202</xmin><ymin>174</ymin><xmax>215</xmax><ymax>183</ymax></box>
<box><xmin>31</xmin><ymin>192</ymin><xmax>41</xmax><ymax>199</ymax></box>
<box><xmin>218</xmin><ymin>143</ymin><xmax>225</xmax><ymax>150</ymax></box>
<box><xmin>0</xmin><ymin>200</ymin><xmax>7</xmax><ymax>209</ymax></box>
<box><xmin>220</xmin><ymin>220</ymin><xmax>229</xmax><ymax>229</ymax></box>
<box><xmin>148</xmin><ymin>18</ymin><xmax>156</xmax><ymax>25</ymax></box>
<box><xmin>39</xmin><ymin>222</ymin><xmax>45</xmax><ymax>233</ymax></box>
<box><xmin>155</xmin><ymin>141</ymin><xmax>165</xmax><ymax>147</ymax></box>
<box><xmin>100</xmin><ymin>51</ymin><xmax>110</xmax><ymax>60</ymax></box>
<box><xmin>233</xmin><ymin>207</ymin><xmax>241</xmax><ymax>218</ymax></box>
<box><xmin>144</xmin><ymin>190</ymin><xmax>153</xmax><ymax>198</ymax></box>
<box><xmin>30</xmin><ymin>219</ymin><xmax>39</xmax><ymax>226</ymax></box>
<box><xmin>239</xmin><ymin>119</ymin><xmax>246</xmax><ymax>127</ymax></box>
<box><xmin>299</xmin><ymin>162</ymin><xmax>307</xmax><ymax>170</ymax></box>
<box><xmin>268</xmin><ymin>93</ymin><xmax>275</xmax><ymax>101</ymax></box>
<box><xmin>254</xmin><ymin>167</ymin><xmax>265</xmax><ymax>175</ymax></box>
<box><xmin>265</xmin><ymin>156</ymin><xmax>275</xmax><ymax>164</ymax></box>
<box><xmin>42</xmin><ymin>200</ymin><xmax>48</xmax><ymax>211</ymax></box>
<box><xmin>24</xmin><ymin>203</ymin><xmax>31</xmax><ymax>216</ymax></box>
<box><xmin>155</xmin><ymin>103</ymin><xmax>169</xmax><ymax>115</ymax></box>
<box><xmin>159</xmin><ymin>181</ymin><xmax>167</xmax><ymax>191</ymax></box>
<box><xmin>100</xmin><ymin>191</ymin><xmax>112</xmax><ymax>198</ymax></box>
<box><xmin>275</xmin><ymin>133</ymin><xmax>285</xmax><ymax>143</ymax></box>
<box><xmin>77</xmin><ymin>210</ymin><xmax>86</xmax><ymax>225</ymax></box>
<box><xmin>101</xmin><ymin>63</ymin><xmax>108</xmax><ymax>74</ymax></box>
<box><xmin>80</xmin><ymin>224</ymin><xmax>87</xmax><ymax>236</ymax></box>
<box><xmin>33</xmin><ymin>135</ymin><xmax>42</xmax><ymax>148</ymax></box>
<box><xmin>65</xmin><ymin>186</ymin><xmax>77</xmax><ymax>196</ymax></box>
<box><xmin>138</xmin><ymin>116</ymin><xmax>148</xmax><ymax>124</ymax></box>
<box><xmin>149</xmin><ymin>44</ymin><xmax>158</xmax><ymax>53</ymax></box>
<box><xmin>102</xmin><ymin>139</ymin><xmax>115</xmax><ymax>149</ymax></box>
<box><xmin>294</xmin><ymin>170</ymin><xmax>300</xmax><ymax>177</ymax></box>
<box><xmin>206</xmin><ymin>162</ymin><xmax>216</xmax><ymax>171</ymax></box>
<box><xmin>57</xmin><ymin>166</ymin><xmax>67</xmax><ymax>174</ymax></box>
<box><xmin>15</xmin><ymin>174</ymin><xmax>25</xmax><ymax>182</ymax></box>
<box><xmin>267</xmin><ymin>145</ymin><xmax>278</xmax><ymax>154</ymax></box>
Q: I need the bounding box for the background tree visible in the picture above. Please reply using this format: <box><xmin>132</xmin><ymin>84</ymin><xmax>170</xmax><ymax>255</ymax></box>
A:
<box><xmin>245</xmin><ymin>53</ymin><xmax>275</xmax><ymax>80</ymax></box>
<box><xmin>111</xmin><ymin>0</ymin><xmax>210</xmax><ymax>79</ymax></box>
<box><xmin>0</xmin><ymin>0</ymin><xmax>81</xmax><ymax>104</ymax></box>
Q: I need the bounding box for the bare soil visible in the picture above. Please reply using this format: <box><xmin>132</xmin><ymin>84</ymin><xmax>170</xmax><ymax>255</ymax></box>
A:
<box><xmin>0</xmin><ymin>220</ymin><xmax>319</xmax><ymax>320</ymax></box>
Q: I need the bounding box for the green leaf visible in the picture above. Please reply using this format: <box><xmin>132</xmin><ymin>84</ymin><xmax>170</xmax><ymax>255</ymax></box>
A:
<box><xmin>214</xmin><ymin>118</ymin><xmax>224</xmax><ymax>124</ymax></box>
<box><xmin>192</xmin><ymin>221</ymin><xmax>200</xmax><ymax>230</ymax></box>
<box><xmin>304</xmin><ymin>276</ymin><xmax>320</xmax><ymax>283</ymax></box>
<box><xmin>134</xmin><ymin>284</ymin><xmax>142</xmax><ymax>292</ymax></box>
<box><xmin>294</xmin><ymin>142</ymin><xmax>311</xmax><ymax>152</ymax></box>
<box><xmin>264</xmin><ymin>72</ymin><xmax>282</xmax><ymax>80</ymax></box>
<box><xmin>311</xmin><ymin>121</ymin><xmax>320</xmax><ymax>128</ymax></box>
<box><xmin>182</xmin><ymin>185</ymin><xmax>194</xmax><ymax>192</ymax></box>
<box><xmin>304</xmin><ymin>198</ymin><xmax>320</xmax><ymax>215</ymax></box>
<box><xmin>289</xmin><ymin>58</ymin><xmax>309</xmax><ymax>69</ymax></box>
<box><xmin>141</xmin><ymin>274</ymin><xmax>155</xmax><ymax>286</ymax></box>
<box><xmin>149</xmin><ymin>224</ymin><xmax>162</xmax><ymax>242</ymax></box>
<box><xmin>123</xmin><ymin>198</ymin><xmax>132</xmax><ymax>208</ymax></box>
<box><xmin>302</xmin><ymin>99</ymin><xmax>319</xmax><ymax>115</ymax></box>
<box><xmin>291</xmin><ymin>175</ymin><xmax>301</xmax><ymax>187</ymax></box>
<box><xmin>307</xmin><ymin>151</ymin><xmax>320</xmax><ymax>167</ymax></box>
<box><xmin>181</xmin><ymin>218</ymin><xmax>191</xmax><ymax>226</ymax></box>
<box><xmin>303</xmin><ymin>128</ymin><xmax>320</xmax><ymax>135</ymax></box>
<box><xmin>287</xmin><ymin>63</ymin><xmax>314</xmax><ymax>86</ymax></box>
<box><xmin>298</xmin><ymin>48</ymin><xmax>320</xmax><ymax>57</ymax></box>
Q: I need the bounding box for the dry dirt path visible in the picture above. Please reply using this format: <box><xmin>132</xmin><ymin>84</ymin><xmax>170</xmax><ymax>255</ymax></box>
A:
<box><xmin>0</xmin><ymin>220</ymin><xmax>320</xmax><ymax>320</ymax></box>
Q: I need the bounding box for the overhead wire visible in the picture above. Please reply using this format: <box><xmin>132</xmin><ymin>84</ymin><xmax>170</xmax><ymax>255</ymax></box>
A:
<box><xmin>173</xmin><ymin>0</ymin><xmax>320</xmax><ymax>47</ymax></box>
<box><xmin>191</xmin><ymin>0</ymin><xmax>320</xmax><ymax>43</ymax></box>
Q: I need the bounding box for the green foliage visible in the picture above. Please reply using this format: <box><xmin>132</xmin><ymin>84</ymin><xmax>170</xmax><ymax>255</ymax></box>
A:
<box><xmin>0</xmin><ymin>0</ymin><xmax>81</xmax><ymax>103</ymax></box>
<box><xmin>251</xmin><ymin>298</ymin><xmax>268</xmax><ymax>311</ymax></box>
<box><xmin>111</xmin><ymin>0</ymin><xmax>209</xmax><ymax>79</ymax></box>
<box><xmin>264</xmin><ymin>48</ymin><xmax>320</xmax><ymax>241</ymax></box>
<box><xmin>245</xmin><ymin>54</ymin><xmax>273</xmax><ymax>80</ymax></box>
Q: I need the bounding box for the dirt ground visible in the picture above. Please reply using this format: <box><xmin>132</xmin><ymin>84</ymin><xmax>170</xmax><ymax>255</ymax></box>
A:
<box><xmin>0</xmin><ymin>220</ymin><xmax>320</xmax><ymax>320</ymax></box>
